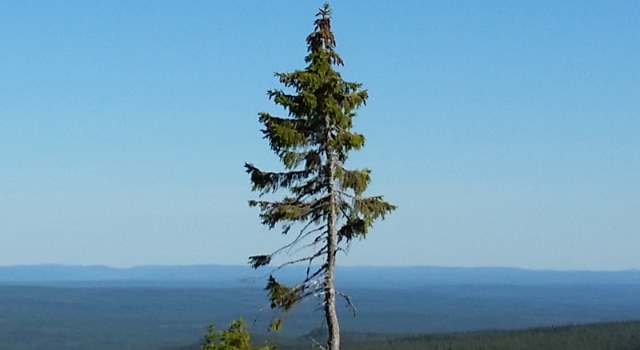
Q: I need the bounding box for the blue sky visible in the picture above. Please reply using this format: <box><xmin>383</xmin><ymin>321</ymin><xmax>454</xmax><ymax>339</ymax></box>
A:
<box><xmin>1</xmin><ymin>1</ymin><xmax>638</xmax><ymax>270</ymax></box>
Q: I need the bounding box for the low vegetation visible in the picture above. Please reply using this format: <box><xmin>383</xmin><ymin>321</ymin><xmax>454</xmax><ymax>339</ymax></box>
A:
<box><xmin>208</xmin><ymin>321</ymin><xmax>640</xmax><ymax>350</ymax></box>
<box><xmin>200</xmin><ymin>318</ymin><xmax>274</xmax><ymax>350</ymax></box>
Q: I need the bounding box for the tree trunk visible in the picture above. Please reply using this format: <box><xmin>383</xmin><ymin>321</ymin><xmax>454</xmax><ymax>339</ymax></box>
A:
<box><xmin>324</xmin><ymin>233</ymin><xmax>339</xmax><ymax>350</ymax></box>
<box><xmin>324</xmin><ymin>253</ymin><xmax>339</xmax><ymax>350</ymax></box>
<box><xmin>324</xmin><ymin>118</ymin><xmax>340</xmax><ymax>350</ymax></box>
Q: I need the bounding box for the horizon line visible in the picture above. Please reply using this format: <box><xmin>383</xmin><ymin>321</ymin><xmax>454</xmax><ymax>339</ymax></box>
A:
<box><xmin>0</xmin><ymin>263</ymin><xmax>638</xmax><ymax>273</ymax></box>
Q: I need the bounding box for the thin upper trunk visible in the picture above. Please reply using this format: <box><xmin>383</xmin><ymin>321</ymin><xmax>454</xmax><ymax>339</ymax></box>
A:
<box><xmin>324</xmin><ymin>116</ymin><xmax>340</xmax><ymax>350</ymax></box>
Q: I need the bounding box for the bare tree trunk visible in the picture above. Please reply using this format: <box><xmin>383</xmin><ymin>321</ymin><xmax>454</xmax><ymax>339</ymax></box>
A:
<box><xmin>324</xmin><ymin>216</ymin><xmax>339</xmax><ymax>350</ymax></box>
<box><xmin>324</xmin><ymin>118</ymin><xmax>340</xmax><ymax>350</ymax></box>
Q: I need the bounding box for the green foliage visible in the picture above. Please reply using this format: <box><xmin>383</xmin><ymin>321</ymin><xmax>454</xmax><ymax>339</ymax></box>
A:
<box><xmin>245</xmin><ymin>3</ymin><xmax>396</xmax><ymax>337</ymax></box>
<box><xmin>201</xmin><ymin>318</ymin><xmax>274</xmax><ymax>350</ymax></box>
<box><xmin>264</xmin><ymin>275</ymin><xmax>299</xmax><ymax>311</ymax></box>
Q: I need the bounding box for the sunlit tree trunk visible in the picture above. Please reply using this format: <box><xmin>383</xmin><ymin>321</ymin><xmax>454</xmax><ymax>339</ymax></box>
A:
<box><xmin>324</xmin><ymin>114</ymin><xmax>340</xmax><ymax>350</ymax></box>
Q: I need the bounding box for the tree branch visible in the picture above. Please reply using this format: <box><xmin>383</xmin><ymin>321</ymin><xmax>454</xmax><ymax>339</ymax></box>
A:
<box><xmin>338</xmin><ymin>291</ymin><xmax>356</xmax><ymax>317</ymax></box>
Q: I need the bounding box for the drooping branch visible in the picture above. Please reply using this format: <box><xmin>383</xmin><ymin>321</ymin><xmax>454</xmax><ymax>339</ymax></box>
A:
<box><xmin>338</xmin><ymin>291</ymin><xmax>356</xmax><ymax>317</ymax></box>
<box><xmin>248</xmin><ymin>195</ymin><xmax>330</xmax><ymax>230</ymax></box>
<box><xmin>245</xmin><ymin>163</ymin><xmax>312</xmax><ymax>195</ymax></box>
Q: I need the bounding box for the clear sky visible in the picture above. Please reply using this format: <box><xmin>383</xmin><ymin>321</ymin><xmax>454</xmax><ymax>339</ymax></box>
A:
<box><xmin>1</xmin><ymin>1</ymin><xmax>638</xmax><ymax>270</ymax></box>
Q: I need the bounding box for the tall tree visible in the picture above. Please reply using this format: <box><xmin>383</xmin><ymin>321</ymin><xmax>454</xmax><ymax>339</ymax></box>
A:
<box><xmin>245</xmin><ymin>3</ymin><xmax>395</xmax><ymax>350</ymax></box>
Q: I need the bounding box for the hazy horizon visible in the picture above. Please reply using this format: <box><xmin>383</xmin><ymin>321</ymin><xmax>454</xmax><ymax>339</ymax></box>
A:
<box><xmin>1</xmin><ymin>263</ymin><xmax>639</xmax><ymax>273</ymax></box>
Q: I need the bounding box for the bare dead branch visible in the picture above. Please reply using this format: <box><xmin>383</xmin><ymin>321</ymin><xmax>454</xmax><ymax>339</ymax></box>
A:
<box><xmin>338</xmin><ymin>291</ymin><xmax>356</xmax><ymax>317</ymax></box>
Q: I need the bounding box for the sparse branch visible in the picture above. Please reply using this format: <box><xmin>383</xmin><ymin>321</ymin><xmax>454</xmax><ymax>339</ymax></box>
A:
<box><xmin>338</xmin><ymin>291</ymin><xmax>356</xmax><ymax>317</ymax></box>
<box><xmin>274</xmin><ymin>221</ymin><xmax>321</xmax><ymax>256</ymax></box>
<box><xmin>286</xmin><ymin>225</ymin><xmax>328</xmax><ymax>254</ymax></box>
<box><xmin>273</xmin><ymin>252</ymin><xmax>324</xmax><ymax>273</ymax></box>
<box><xmin>309</xmin><ymin>337</ymin><xmax>327</xmax><ymax>350</ymax></box>
<box><xmin>289</xmin><ymin>230</ymin><xmax>327</xmax><ymax>255</ymax></box>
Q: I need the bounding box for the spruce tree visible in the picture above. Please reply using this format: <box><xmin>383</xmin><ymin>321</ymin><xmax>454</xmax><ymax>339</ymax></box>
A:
<box><xmin>245</xmin><ymin>3</ymin><xmax>395</xmax><ymax>349</ymax></box>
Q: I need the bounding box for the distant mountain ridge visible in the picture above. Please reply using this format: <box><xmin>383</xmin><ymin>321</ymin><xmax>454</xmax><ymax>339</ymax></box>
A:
<box><xmin>1</xmin><ymin>264</ymin><xmax>639</xmax><ymax>287</ymax></box>
<box><xmin>0</xmin><ymin>264</ymin><xmax>259</xmax><ymax>287</ymax></box>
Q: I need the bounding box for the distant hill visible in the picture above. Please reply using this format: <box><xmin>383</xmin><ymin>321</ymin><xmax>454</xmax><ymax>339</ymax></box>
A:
<box><xmin>336</xmin><ymin>265</ymin><xmax>640</xmax><ymax>287</ymax></box>
<box><xmin>1</xmin><ymin>267</ymin><xmax>640</xmax><ymax>349</ymax></box>
<box><xmin>0</xmin><ymin>264</ymin><xmax>259</xmax><ymax>287</ymax></box>
<box><xmin>1</xmin><ymin>264</ymin><xmax>639</xmax><ymax>287</ymax></box>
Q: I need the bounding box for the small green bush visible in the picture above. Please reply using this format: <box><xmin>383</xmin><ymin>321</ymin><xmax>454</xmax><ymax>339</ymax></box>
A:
<box><xmin>201</xmin><ymin>318</ymin><xmax>275</xmax><ymax>350</ymax></box>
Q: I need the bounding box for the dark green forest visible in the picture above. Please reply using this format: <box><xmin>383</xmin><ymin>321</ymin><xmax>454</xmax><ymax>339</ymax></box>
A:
<box><xmin>169</xmin><ymin>321</ymin><xmax>640</xmax><ymax>350</ymax></box>
<box><xmin>338</xmin><ymin>322</ymin><xmax>640</xmax><ymax>350</ymax></box>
